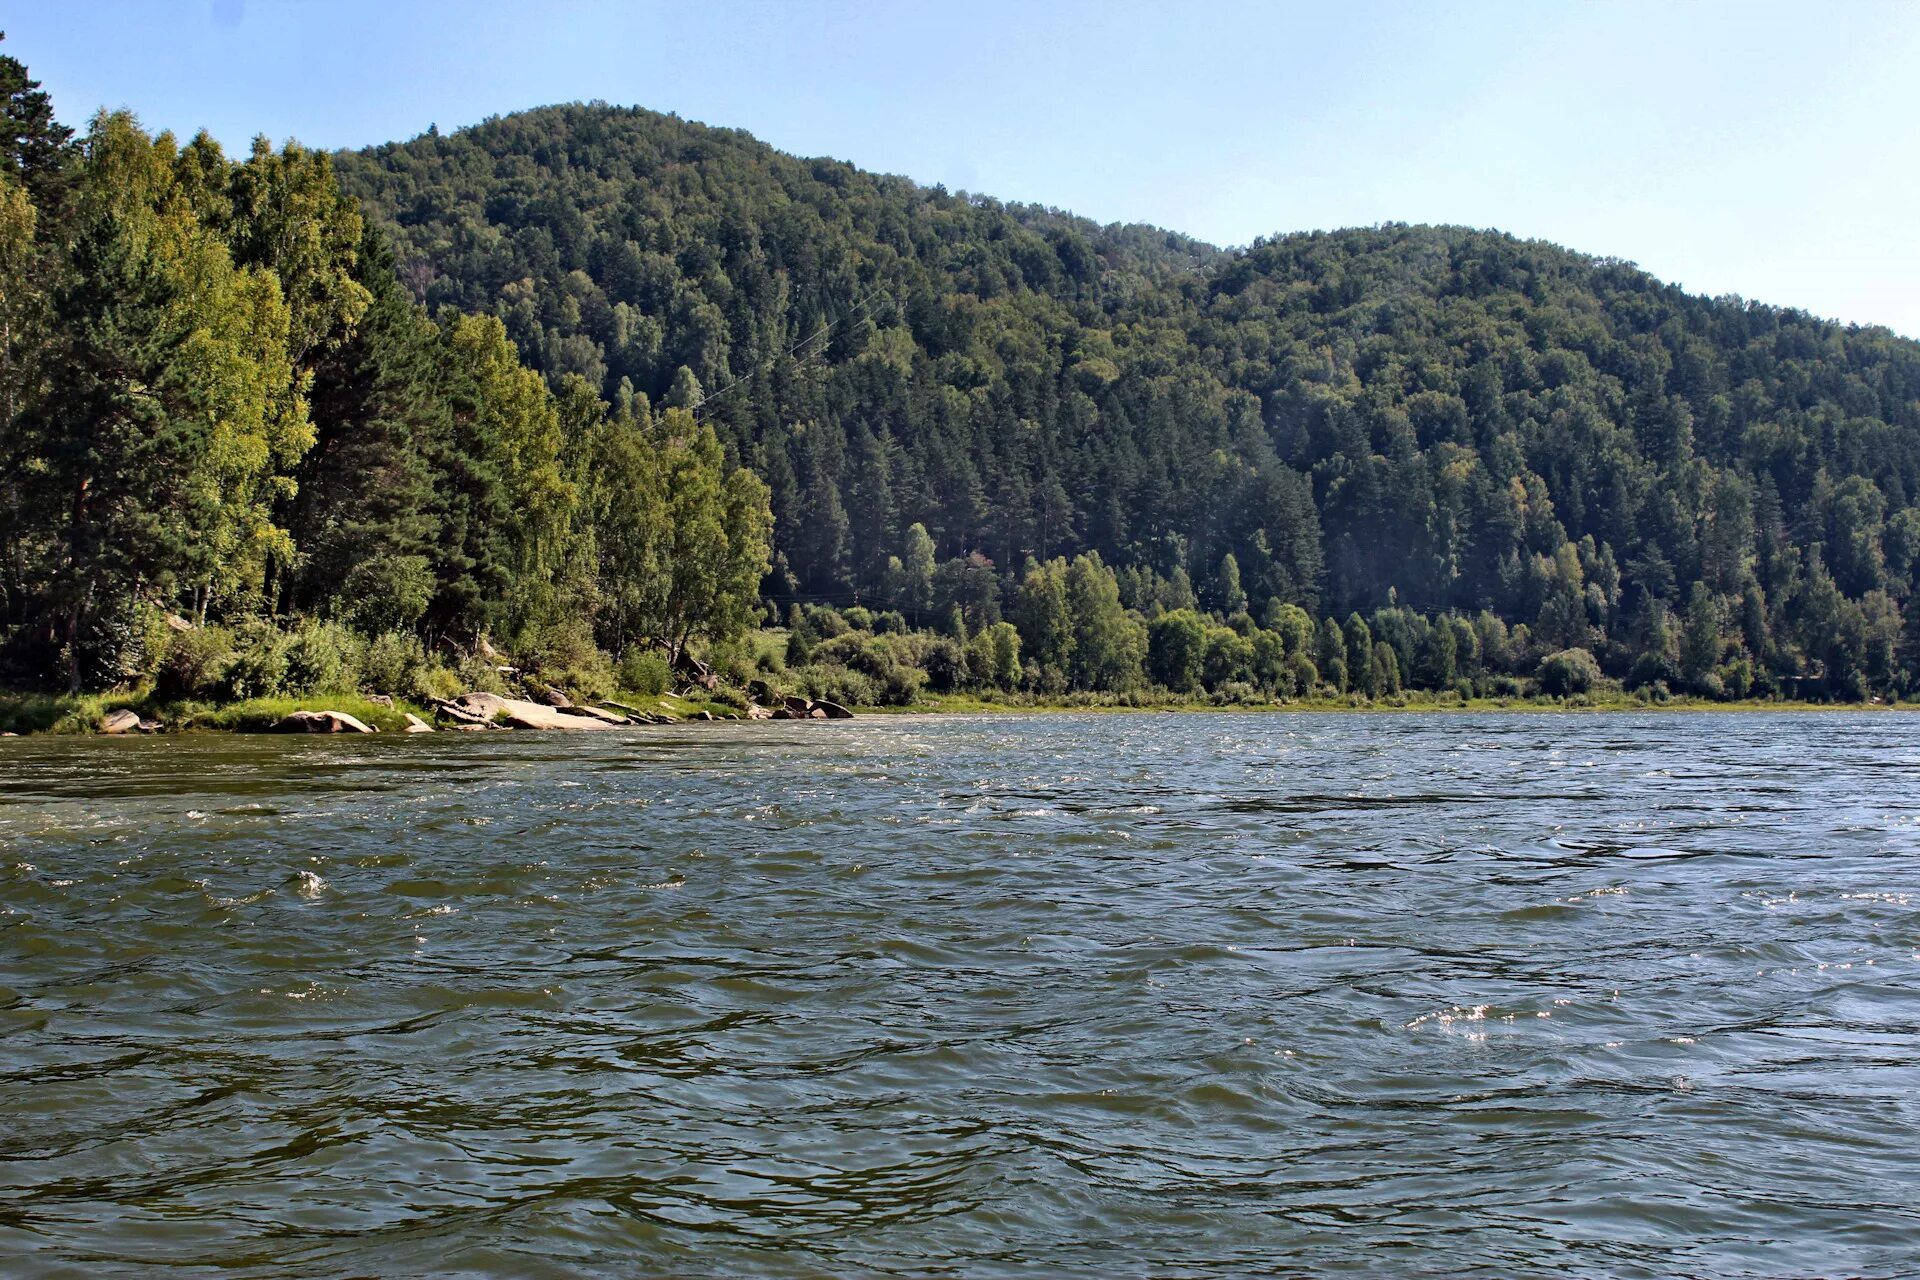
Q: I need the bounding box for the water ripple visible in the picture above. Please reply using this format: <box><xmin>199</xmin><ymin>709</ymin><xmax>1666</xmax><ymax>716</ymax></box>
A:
<box><xmin>0</xmin><ymin>712</ymin><xmax>1917</xmax><ymax>1276</ymax></box>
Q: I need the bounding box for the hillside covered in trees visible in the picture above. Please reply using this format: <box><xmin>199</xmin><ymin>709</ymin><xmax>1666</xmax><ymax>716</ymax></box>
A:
<box><xmin>7</xmin><ymin>32</ymin><xmax>1920</xmax><ymax>711</ymax></box>
<box><xmin>334</xmin><ymin>102</ymin><xmax>1920</xmax><ymax>701</ymax></box>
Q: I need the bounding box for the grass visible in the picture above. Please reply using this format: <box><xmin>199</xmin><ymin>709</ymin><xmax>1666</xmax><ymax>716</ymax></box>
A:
<box><xmin>873</xmin><ymin>689</ymin><xmax>1915</xmax><ymax>716</ymax></box>
<box><xmin>4</xmin><ymin>681</ymin><xmax>1907</xmax><ymax>735</ymax></box>
<box><xmin>0</xmin><ymin>689</ymin><xmax>429</xmax><ymax>735</ymax></box>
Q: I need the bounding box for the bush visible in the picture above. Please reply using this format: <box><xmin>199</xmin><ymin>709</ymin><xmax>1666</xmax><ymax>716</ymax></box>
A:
<box><xmin>806</xmin><ymin>606</ymin><xmax>849</xmax><ymax>638</ymax></box>
<box><xmin>217</xmin><ymin>623</ymin><xmax>293</xmax><ymax>701</ymax></box>
<box><xmin>1483</xmin><ymin>674</ymin><xmax>1527</xmax><ymax>698</ymax></box>
<box><xmin>361</xmin><ymin>631</ymin><xmax>431</xmax><ymax>699</ymax></box>
<box><xmin>788</xmin><ymin>663</ymin><xmax>879</xmax><ymax>708</ymax></box>
<box><xmin>619</xmin><ymin>649</ymin><xmax>672</xmax><ymax>696</ymax></box>
<box><xmin>454</xmin><ymin>651</ymin><xmax>511</xmax><ymax>695</ymax></box>
<box><xmin>518</xmin><ymin>616</ymin><xmax>614</xmax><ymax>698</ymax></box>
<box><xmin>1210</xmin><ymin>680</ymin><xmax>1264</xmax><ymax>706</ymax></box>
<box><xmin>282</xmin><ymin>621</ymin><xmax>356</xmax><ymax>694</ymax></box>
<box><xmin>706</xmin><ymin>639</ymin><xmax>755</xmax><ymax>687</ymax></box>
<box><xmin>156</xmin><ymin>626</ymin><xmax>238</xmax><ymax>701</ymax></box>
<box><xmin>841</xmin><ymin>606</ymin><xmax>874</xmax><ymax>631</ymax></box>
<box><xmin>921</xmin><ymin>637</ymin><xmax>966</xmax><ymax>692</ymax></box>
<box><xmin>785</xmin><ymin>631</ymin><xmax>813</xmax><ymax>667</ymax></box>
<box><xmin>755</xmin><ymin>647</ymin><xmax>785</xmax><ymax>674</ymax></box>
<box><xmin>1537</xmin><ymin>647</ymin><xmax>1601</xmax><ymax>697</ymax></box>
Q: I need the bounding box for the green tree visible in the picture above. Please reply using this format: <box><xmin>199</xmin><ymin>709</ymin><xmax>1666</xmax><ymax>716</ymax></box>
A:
<box><xmin>1063</xmin><ymin>551</ymin><xmax>1145</xmax><ymax>690</ymax></box>
<box><xmin>1146</xmin><ymin>608</ymin><xmax>1206</xmax><ymax>693</ymax></box>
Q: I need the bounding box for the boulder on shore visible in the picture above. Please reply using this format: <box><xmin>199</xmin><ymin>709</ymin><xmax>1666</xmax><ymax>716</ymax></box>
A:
<box><xmin>556</xmin><ymin>704</ymin><xmax>627</xmax><ymax>725</ymax></box>
<box><xmin>271</xmin><ymin>710</ymin><xmax>376</xmax><ymax>734</ymax></box>
<box><xmin>403</xmin><ymin>712</ymin><xmax>434</xmax><ymax>734</ymax></box>
<box><xmin>444</xmin><ymin>691</ymin><xmax>619</xmax><ymax>730</ymax></box>
<box><xmin>101</xmin><ymin>708</ymin><xmax>142</xmax><ymax>734</ymax></box>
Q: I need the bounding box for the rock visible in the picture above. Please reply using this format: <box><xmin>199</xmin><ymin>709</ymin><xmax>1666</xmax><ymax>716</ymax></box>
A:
<box><xmin>748</xmin><ymin>678</ymin><xmax>777</xmax><ymax>705</ymax></box>
<box><xmin>813</xmin><ymin>700</ymin><xmax>854</xmax><ymax>719</ymax></box>
<box><xmin>446</xmin><ymin>691</ymin><xmax>619</xmax><ymax>731</ymax></box>
<box><xmin>808</xmin><ymin>707</ymin><xmax>829</xmax><ymax>719</ymax></box>
<box><xmin>136</xmin><ymin>719</ymin><xmax>162</xmax><ymax>733</ymax></box>
<box><xmin>674</xmin><ymin>650</ymin><xmax>719</xmax><ymax>691</ymax></box>
<box><xmin>476</xmin><ymin>635</ymin><xmax>501</xmax><ymax>660</ymax></box>
<box><xmin>782</xmin><ymin>695</ymin><xmax>812</xmax><ymax>716</ymax></box>
<box><xmin>556</xmin><ymin>704</ymin><xmax>627</xmax><ymax>725</ymax></box>
<box><xmin>101</xmin><ymin>708</ymin><xmax>142</xmax><ymax>734</ymax></box>
<box><xmin>539</xmin><ymin>686</ymin><xmax>572</xmax><ymax>708</ymax></box>
<box><xmin>770</xmin><ymin>707</ymin><xmax>795</xmax><ymax>720</ymax></box>
<box><xmin>271</xmin><ymin>710</ymin><xmax>376</xmax><ymax>734</ymax></box>
<box><xmin>366</xmin><ymin>694</ymin><xmax>394</xmax><ymax>708</ymax></box>
<box><xmin>746</xmin><ymin>703</ymin><xmax>775</xmax><ymax>720</ymax></box>
<box><xmin>432</xmin><ymin>697</ymin><xmax>488</xmax><ymax>725</ymax></box>
<box><xmin>164</xmin><ymin>612</ymin><xmax>194</xmax><ymax>632</ymax></box>
<box><xmin>403</xmin><ymin>712</ymin><xmax>434</xmax><ymax>734</ymax></box>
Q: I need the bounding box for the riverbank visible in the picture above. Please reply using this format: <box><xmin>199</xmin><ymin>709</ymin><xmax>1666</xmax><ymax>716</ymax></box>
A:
<box><xmin>0</xmin><ymin>688</ymin><xmax>750</xmax><ymax>736</ymax></box>
<box><xmin>1</xmin><ymin>686</ymin><xmax>1909</xmax><ymax>735</ymax></box>
<box><xmin>889</xmin><ymin>690</ymin><xmax>1916</xmax><ymax>715</ymax></box>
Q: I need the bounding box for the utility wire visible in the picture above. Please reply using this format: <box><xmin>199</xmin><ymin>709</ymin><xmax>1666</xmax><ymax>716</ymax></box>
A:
<box><xmin>690</xmin><ymin>286</ymin><xmax>893</xmax><ymax>422</ymax></box>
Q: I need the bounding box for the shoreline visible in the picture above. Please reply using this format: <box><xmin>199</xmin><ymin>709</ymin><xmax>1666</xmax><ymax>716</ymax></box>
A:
<box><xmin>1</xmin><ymin>688</ymin><xmax>1911</xmax><ymax>737</ymax></box>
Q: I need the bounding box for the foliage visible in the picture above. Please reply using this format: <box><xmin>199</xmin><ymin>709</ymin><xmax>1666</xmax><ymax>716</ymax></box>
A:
<box><xmin>0</xmin><ymin>47</ymin><xmax>772</xmax><ymax>696</ymax></box>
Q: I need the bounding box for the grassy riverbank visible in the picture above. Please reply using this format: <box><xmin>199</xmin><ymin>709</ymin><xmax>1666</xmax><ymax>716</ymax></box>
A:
<box><xmin>0</xmin><ymin>688</ymin><xmax>747</xmax><ymax>736</ymax></box>
<box><xmin>881</xmin><ymin>689</ymin><xmax>1915</xmax><ymax>716</ymax></box>
<box><xmin>2</xmin><ymin>685</ymin><xmax>1907</xmax><ymax>735</ymax></box>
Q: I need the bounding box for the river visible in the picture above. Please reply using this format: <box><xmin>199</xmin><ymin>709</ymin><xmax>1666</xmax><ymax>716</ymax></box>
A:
<box><xmin>1</xmin><ymin>712</ymin><xmax>1917</xmax><ymax>1277</ymax></box>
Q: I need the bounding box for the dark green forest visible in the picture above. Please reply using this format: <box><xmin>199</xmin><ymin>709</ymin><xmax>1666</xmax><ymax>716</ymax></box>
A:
<box><xmin>8</xmin><ymin>34</ymin><xmax>1920</xmax><ymax>709</ymax></box>
<box><xmin>332</xmin><ymin>103</ymin><xmax>1920</xmax><ymax>702</ymax></box>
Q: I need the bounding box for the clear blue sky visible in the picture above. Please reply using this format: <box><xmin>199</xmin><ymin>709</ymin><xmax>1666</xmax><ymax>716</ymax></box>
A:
<box><xmin>12</xmin><ymin>1</ymin><xmax>1920</xmax><ymax>335</ymax></box>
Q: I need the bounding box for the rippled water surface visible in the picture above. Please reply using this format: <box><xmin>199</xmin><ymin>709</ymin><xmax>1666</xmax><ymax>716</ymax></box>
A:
<box><xmin>2</xmin><ymin>712</ymin><xmax>1919</xmax><ymax>1277</ymax></box>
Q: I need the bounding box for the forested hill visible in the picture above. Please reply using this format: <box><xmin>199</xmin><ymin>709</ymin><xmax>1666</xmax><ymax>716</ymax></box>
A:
<box><xmin>335</xmin><ymin>103</ymin><xmax>1920</xmax><ymax>696</ymax></box>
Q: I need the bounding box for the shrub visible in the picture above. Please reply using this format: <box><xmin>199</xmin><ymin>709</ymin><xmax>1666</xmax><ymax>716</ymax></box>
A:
<box><xmin>619</xmin><ymin>649</ymin><xmax>672</xmax><ymax>696</ymax></box>
<box><xmin>755</xmin><ymin>647</ymin><xmax>784</xmax><ymax>674</ymax></box>
<box><xmin>788</xmin><ymin>663</ymin><xmax>879</xmax><ymax>708</ymax></box>
<box><xmin>785</xmin><ymin>630</ymin><xmax>813</xmax><ymax>667</ymax></box>
<box><xmin>282</xmin><ymin>621</ymin><xmax>356</xmax><ymax>694</ymax></box>
<box><xmin>706</xmin><ymin>639</ymin><xmax>755</xmax><ymax>687</ymax></box>
<box><xmin>921</xmin><ymin>637</ymin><xmax>966</xmax><ymax>692</ymax></box>
<box><xmin>454</xmin><ymin>651</ymin><xmax>511</xmax><ymax>695</ymax></box>
<box><xmin>156</xmin><ymin>626</ymin><xmax>238</xmax><ymax>701</ymax></box>
<box><xmin>841</xmin><ymin>606</ymin><xmax>874</xmax><ymax>631</ymax></box>
<box><xmin>519</xmin><ymin>616</ymin><xmax>614</xmax><ymax>698</ymax></box>
<box><xmin>361</xmin><ymin>631</ymin><xmax>431</xmax><ymax>699</ymax></box>
<box><xmin>806</xmin><ymin>606</ymin><xmax>849</xmax><ymax>638</ymax></box>
<box><xmin>1537</xmin><ymin>647</ymin><xmax>1601</xmax><ymax>697</ymax></box>
<box><xmin>1210</xmin><ymin>680</ymin><xmax>1264</xmax><ymax>706</ymax></box>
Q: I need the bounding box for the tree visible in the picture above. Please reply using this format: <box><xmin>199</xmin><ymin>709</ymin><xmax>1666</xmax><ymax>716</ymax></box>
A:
<box><xmin>1064</xmin><ymin>551</ymin><xmax>1145</xmax><ymax>690</ymax></box>
<box><xmin>1012</xmin><ymin>557</ymin><xmax>1074</xmax><ymax>684</ymax></box>
<box><xmin>31</xmin><ymin>112</ymin><xmax>304</xmax><ymax>687</ymax></box>
<box><xmin>1147</xmin><ymin>609</ymin><xmax>1206</xmax><ymax>693</ymax></box>
<box><xmin>0</xmin><ymin>33</ymin><xmax>74</xmax><ymax>207</ymax></box>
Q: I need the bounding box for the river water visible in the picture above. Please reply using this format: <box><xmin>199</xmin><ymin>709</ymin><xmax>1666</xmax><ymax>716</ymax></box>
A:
<box><xmin>1</xmin><ymin>712</ymin><xmax>1917</xmax><ymax>1277</ymax></box>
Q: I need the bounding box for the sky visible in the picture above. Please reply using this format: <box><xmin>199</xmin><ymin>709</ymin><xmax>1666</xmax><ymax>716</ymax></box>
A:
<box><xmin>11</xmin><ymin>0</ymin><xmax>1920</xmax><ymax>335</ymax></box>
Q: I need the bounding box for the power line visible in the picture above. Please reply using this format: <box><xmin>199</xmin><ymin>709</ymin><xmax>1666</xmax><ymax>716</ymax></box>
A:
<box><xmin>690</xmin><ymin>286</ymin><xmax>893</xmax><ymax>422</ymax></box>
